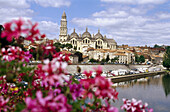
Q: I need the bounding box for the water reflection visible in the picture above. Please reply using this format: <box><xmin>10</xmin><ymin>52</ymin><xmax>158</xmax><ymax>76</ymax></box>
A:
<box><xmin>162</xmin><ymin>74</ymin><xmax>170</xmax><ymax>97</ymax></box>
<box><xmin>114</xmin><ymin>74</ymin><xmax>170</xmax><ymax>112</ymax></box>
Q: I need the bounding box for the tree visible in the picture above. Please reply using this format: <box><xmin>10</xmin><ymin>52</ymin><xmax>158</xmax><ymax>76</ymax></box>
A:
<box><xmin>74</xmin><ymin>51</ymin><xmax>83</xmax><ymax>63</ymax></box>
<box><xmin>74</xmin><ymin>46</ymin><xmax>77</xmax><ymax>51</ymax></box>
<box><xmin>163</xmin><ymin>46</ymin><xmax>170</xmax><ymax>70</ymax></box>
<box><xmin>60</xmin><ymin>44</ymin><xmax>65</xmax><ymax>50</ymax></box>
<box><xmin>154</xmin><ymin>44</ymin><xmax>161</xmax><ymax>48</ymax></box>
<box><xmin>89</xmin><ymin>58</ymin><xmax>98</xmax><ymax>63</ymax></box>
<box><xmin>106</xmin><ymin>54</ymin><xmax>110</xmax><ymax>62</ymax></box>
<box><xmin>135</xmin><ymin>54</ymin><xmax>140</xmax><ymax>63</ymax></box>
<box><xmin>101</xmin><ymin>58</ymin><xmax>106</xmax><ymax>62</ymax></box>
<box><xmin>139</xmin><ymin>55</ymin><xmax>145</xmax><ymax>63</ymax></box>
<box><xmin>53</xmin><ymin>42</ymin><xmax>61</xmax><ymax>52</ymax></box>
<box><xmin>65</xmin><ymin>43</ymin><xmax>72</xmax><ymax>51</ymax></box>
<box><xmin>111</xmin><ymin>57</ymin><xmax>119</xmax><ymax>63</ymax></box>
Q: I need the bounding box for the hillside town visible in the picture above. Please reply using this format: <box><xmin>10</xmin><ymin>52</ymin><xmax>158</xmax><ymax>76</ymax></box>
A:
<box><xmin>21</xmin><ymin>12</ymin><xmax>167</xmax><ymax>66</ymax></box>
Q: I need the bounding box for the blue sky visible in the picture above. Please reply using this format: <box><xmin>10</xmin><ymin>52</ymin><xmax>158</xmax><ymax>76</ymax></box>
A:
<box><xmin>0</xmin><ymin>0</ymin><xmax>170</xmax><ymax>46</ymax></box>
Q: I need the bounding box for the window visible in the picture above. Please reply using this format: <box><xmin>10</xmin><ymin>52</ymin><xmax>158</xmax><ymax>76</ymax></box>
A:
<box><xmin>86</xmin><ymin>39</ymin><xmax>87</xmax><ymax>43</ymax></box>
<box><xmin>88</xmin><ymin>40</ymin><xmax>90</xmax><ymax>43</ymax></box>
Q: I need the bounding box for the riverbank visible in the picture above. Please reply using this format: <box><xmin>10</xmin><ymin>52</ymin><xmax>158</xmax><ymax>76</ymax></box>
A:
<box><xmin>109</xmin><ymin>71</ymin><xmax>166</xmax><ymax>83</ymax></box>
<box><xmin>66</xmin><ymin>64</ymin><xmax>163</xmax><ymax>73</ymax></box>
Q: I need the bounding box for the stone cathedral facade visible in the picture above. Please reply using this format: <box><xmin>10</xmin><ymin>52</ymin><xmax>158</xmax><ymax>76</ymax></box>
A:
<box><xmin>59</xmin><ymin>11</ymin><xmax>117</xmax><ymax>52</ymax></box>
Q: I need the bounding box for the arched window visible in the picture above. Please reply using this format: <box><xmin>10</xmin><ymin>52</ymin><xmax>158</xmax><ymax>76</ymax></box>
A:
<box><xmin>86</xmin><ymin>39</ymin><xmax>87</xmax><ymax>43</ymax></box>
<box><xmin>88</xmin><ymin>40</ymin><xmax>90</xmax><ymax>43</ymax></box>
<box><xmin>83</xmin><ymin>40</ymin><xmax>84</xmax><ymax>43</ymax></box>
<box><xmin>98</xmin><ymin>41</ymin><xmax>100</xmax><ymax>44</ymax></box>
<box><xmin>73</xmin><ymin>40</ymin><xmax>74</xmax><ymax>44</ymax></box>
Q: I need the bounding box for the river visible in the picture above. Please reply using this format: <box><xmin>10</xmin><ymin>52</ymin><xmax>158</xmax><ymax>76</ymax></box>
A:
<box><xmin>113</xmin><ymin>74</ymin><xmax>170</xmax><ymax>112</ymax></box>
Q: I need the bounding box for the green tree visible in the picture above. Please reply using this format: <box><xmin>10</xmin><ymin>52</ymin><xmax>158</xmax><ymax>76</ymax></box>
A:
<box><xmin>74</xmin><ymin>46</ymin><xmax>77</xmax><ymax>51</ymax></box>
<box><xmin>65</xmin><ymin>43</ymin><xmax>72</xmax><ymax>51</ymax></box>
<box><xmin>89</xmin><ymin>58</ymin><xmax>98</xmax><ymax>63</ymax></box>
<box><xmin>111</xmin><ymin>57</ymin><xmax>119</xmax><ymax>63</ymax></box>
<box><xmin>135</xmin><ymin>54</ymin><xmax>140</xmax><ymax>63</ymax></box>
<box><xmin>53</xmin><ymin>42</ymin><xmax>61</xmax><ymax>52</ymax></box>
<box><xmin>154</xmin><ymin>44</ymin><xmax>162</xmax><ymax>48</ymax></box>
<box><xmin>101</xmin><ymin>58</ymin><xmax>106</xmax><ymax>62</ymax></box>
<box><xmin>60</xmin><ymin>44</ymin><xmax>65</xmax><ymax>50</ymax></box>
<box><xmin>106</xmin><ymin>54</ymin><xmax>110</xmax><ymax>62</ymax></box>
<box><xmin>139</xmin><ymin>55</ymin><xmax>145</xmax><ymax>63</ymax></box>
<box><xmin>74</xmin><ymin>51</ymin><xmax>83</xmax><ymax>63</ymax></box>
<box><xmin>163</xmin><ymin>46</ymin><xmax>170</xmax><ymax>70</ymax></box>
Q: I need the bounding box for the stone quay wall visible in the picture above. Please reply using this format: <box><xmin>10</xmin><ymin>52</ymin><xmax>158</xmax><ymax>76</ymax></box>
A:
<box><xmin>66</xmin><ymin>64</ymin><xmax>150</xmax><ymax>74</ymax></box>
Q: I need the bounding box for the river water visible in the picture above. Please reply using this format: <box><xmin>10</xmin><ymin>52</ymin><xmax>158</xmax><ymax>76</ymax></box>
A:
<box><xmin>113</xmin><ymin>74</ymin><xmax>170</xmax><ymax>112</ymax></box>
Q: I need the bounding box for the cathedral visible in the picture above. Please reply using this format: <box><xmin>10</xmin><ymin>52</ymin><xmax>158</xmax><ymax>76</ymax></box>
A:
<box><xmin>59</xmin><ymin>11</ymin><xmax>117</xmax><ymax>52</ymax></box>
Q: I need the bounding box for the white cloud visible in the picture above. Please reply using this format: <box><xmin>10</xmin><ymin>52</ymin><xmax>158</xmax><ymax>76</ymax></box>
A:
<box><xmin>93</xmin><ymin>10</ymin><xmax>129</xmax><ymax>18</ymax></box>
<box><xmin>71</xmin><ymin>6</ymin><xmax>170</xmax><ymax>46</ymax></box>
<box><xmin>101</xmin><ymin>0</ymin><xmax>167</xmax><ymax>4</ymax></box>
<box><xmin>0</xmin><ymin>0</ymin><xmax>30</xmax><ymax>8</ymax></box>
<box><xmin>0</xmin><ymin>8</ymin><xmax>34</xmax><ymax>24</ymax></box>
<box><xmin>33</xmin><ymin>0</ymin><xmax>71</xmax><ymax>8</ymax></box>
<box><xmin>157</xmin><ymin>13</ymin><xmax>170</xmax><ymax>19</ymax></box>
<box><xmin>38</xmin><ymin>21</ymin><xmax>59</xmax><ymax>39</ymax></box>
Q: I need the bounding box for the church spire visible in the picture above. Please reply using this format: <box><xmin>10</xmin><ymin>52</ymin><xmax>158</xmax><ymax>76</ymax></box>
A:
<box><xmin>62</xmin><ymin>11</ymin><xmax>66</xmax><ymax>19</ymax></box>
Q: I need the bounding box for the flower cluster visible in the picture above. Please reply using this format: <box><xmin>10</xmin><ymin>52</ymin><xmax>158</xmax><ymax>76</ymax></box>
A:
<box><xmin>0</xmin><ymin>96</ymin><xmax>9</xmax><ymax>112</ymax></box>
<box><xmin>1</xmin><ymin>18</ymin><xmax>45</xmax><ymax>42</ymax></box>
<box><xmin>1</xmin><ymin>46</ymin><xmax>32</xmax><ymax>62</ymax></box>
<box><xmin>121</xmin><ymin>98</ymin><xmax>153</xmax><ymax>112</ymax></box>
<box><xmin>36</xmin><ymin>53</ymin><xmax>70</xmax><ymax>86</ymax></box>
<box><xmin>80</xmin><ymin>66</ymin><xmax>119</xmax><ymax>111</ymax></box>
<box><xmin>23</xmin><ymin>91</ymin><xmax>71</xmax><ymax>112</ymax></box>
<box><xmin>80</xmin><ymin>66</ymin><xmax>118</xmax><ymax>100</ymax></box>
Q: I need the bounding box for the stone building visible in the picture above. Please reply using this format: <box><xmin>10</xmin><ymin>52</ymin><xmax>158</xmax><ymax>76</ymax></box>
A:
<box><xmin>58</xmin><ymin>11</ymin><xmax>117</xmax><ymax>53</ymax></box>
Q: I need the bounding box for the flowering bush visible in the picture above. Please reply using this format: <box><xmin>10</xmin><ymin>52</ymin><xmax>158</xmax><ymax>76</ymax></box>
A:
<box><xmin>0</xmin><ymin>19</ymin><xmax>153</xmax><ymax>112</ymax></box>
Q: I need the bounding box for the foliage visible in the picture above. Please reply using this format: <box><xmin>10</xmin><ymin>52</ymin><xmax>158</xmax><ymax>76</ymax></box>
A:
<box><xmin>111</xmin><ymin>57</ymin><xmax>119</xmax><ymax>63</ymax></box>
<box><xmin>135</xmin><ymin>54</ymin><xmax>140</xmax><ymax>63</ymax></box>
<box><xmin>101</xmin><ymin>58</ymin><xmax>106</xmax><ymax>62</ymax></box>
<box><xmin>106</xmin><ymin>54</ymin><xmax>110</xmax><ymax>62</ymax></box>
<box><xmin>139</xmin><ymin>55</ymin><xmax>145</xmax><ymax>63</ymax></box>
<box><xmin>153</xmin><ymin>44</ymin><xmax>162</xmax><ymax>48</ymax></box>
<box><xmin>0</xmin><ymin>19</ymin><xmax>153</xmax><ymax>112</ymax></box>
<box><xmin>89</xmin><ymin>58</ymin><xmax>98</xmax><ymax>63</ymax></box>
<box><xmin>163</xmin><ymin>46</ymin><xmax>170</xmax><ymax>70</ymax></box>
<box><xmin>65</xmin><ymin>43</ymin><xmax>73</xmax><ymax>51</ymax></box>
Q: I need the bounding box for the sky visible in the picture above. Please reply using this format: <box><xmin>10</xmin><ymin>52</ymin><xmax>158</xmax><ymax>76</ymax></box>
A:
<box><xmin>0</xmin><ymin>0</ymin><xmax>170</xmax><ymax>46</ymax></box>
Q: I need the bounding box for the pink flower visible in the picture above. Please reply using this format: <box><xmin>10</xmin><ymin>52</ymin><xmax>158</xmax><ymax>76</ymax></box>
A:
<box><xmin>1</xmin><ymin>46</ymin><xmax>32</xmax><ymax>62</ymax></box>
<box><xmin>0</xmin><ymin>96</ymin><xmax>9</xmax><ymax>112</ymax></box>
<box><xmin>23</xmin><ymin>91</ymin><xmax>72</xmax><ymax>112</ymax></box>
<box><xmin>121</xmin><ymin>98</ymin><xmax>153</xmax><ymax>112</ymax></box>
<box><xmin>83</xmin><ymin>70</ymin><xmax>93</xmax><ymax>78</ymax></box>
<box><xmin>36</xmin><ymin>54</ymin><xmax>70</xmax><ymax>86</ymax></box>
<box><xmin>1</xmin><ymin>18</ymin><xmax>45</xmax><ymax>43</ymax></box>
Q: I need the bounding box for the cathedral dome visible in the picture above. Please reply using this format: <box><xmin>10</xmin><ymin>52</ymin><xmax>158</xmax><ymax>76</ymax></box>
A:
<box><xmin>82</xmin><ymin>27</ymin><xmax>91</xmax><ymax>38</ymax></box>
<box><xmin>70</xmin><ymin>28</ymin><xmax>79</xmax><ymax>38</ymax></box>
<box><xmin>94</xmin><ymin>29</ymin><xmax>103</xmax><ymax>38</ymax></box>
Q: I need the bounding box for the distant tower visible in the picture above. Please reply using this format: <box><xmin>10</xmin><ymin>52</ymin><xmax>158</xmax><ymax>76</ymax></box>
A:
<box><xmin>59</xmin><ymin>11</ymin><xmax>68</xmax><ymax>42</ymax></box>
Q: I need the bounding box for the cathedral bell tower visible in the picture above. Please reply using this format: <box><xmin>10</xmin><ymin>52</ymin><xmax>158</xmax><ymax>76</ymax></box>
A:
<box><xmin>59</xmin><ymin>11</ymin><xmax>68</xmax><ymax>42</ymax></box>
